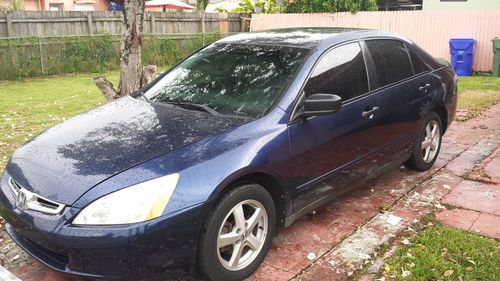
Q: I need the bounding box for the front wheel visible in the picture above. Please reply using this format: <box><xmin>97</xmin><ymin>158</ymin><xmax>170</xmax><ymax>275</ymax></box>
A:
<box><xmin>405</xmin><ymin>112</ymin><xmax>442</xmax><ymax>171</ymax></box>
<box><xmin>198</xmin><ymin>184</ymin><xmax>276</xmax><ymax>281</ymax></box>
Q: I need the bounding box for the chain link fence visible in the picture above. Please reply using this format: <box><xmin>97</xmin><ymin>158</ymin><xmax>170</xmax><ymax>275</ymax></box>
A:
<box><xmin>0</xmin><ymin>32</ymin><xmax>225</xmax><ymax>80</ymax></box>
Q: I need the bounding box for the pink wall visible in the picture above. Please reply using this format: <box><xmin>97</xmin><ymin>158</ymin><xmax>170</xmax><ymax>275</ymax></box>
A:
<box><xmin>251</xmin><ymin>10</ymin><xmax>500</xmax><ymax>72</ymax></box>
<box><xmin>24</xmin><ymin>0</ymin><xmax>42</xmax><ymax>10</ymax></box>
<box><xmin>23</xmin><ymin>0</ymin><xmax>110</xmax><ymax>11</ymax></box>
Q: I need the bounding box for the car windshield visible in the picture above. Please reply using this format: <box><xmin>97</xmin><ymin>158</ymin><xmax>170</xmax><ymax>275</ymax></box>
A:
<box><xmin>144</xmin><ymin>43</ymin><xmax>308</xmax><ymax>118</ymax></box>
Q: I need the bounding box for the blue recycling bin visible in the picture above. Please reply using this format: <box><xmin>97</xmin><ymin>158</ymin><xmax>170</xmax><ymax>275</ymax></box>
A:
<box><xmin>449</xmin><ymin>38</ymin><xmax>475</xmax><ymax>76</ymax></box>
<box><xmin>109</xmin><ymin>1</ymin><xmax>122</xmax><ymax>11</ymax></box>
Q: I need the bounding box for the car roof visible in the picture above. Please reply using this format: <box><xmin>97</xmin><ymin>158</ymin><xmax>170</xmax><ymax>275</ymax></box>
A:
<box><xmin>216</xmin><ymin>27</ymin><xmax>405</xmax><ymax>49</ymax></box>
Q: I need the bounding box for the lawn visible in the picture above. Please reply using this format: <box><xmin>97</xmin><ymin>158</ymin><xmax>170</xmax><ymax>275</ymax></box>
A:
<box><xmin>0</xmin><ymin>74</ymin><xmax>499</xmax><ymax>171</ymax></box>
<box><xmin>457</xmin><ymin>76</ymin><xmax>500</xmax><ymax>121</ymax></box>
<box><xmin>0</xmin><ymin>73</ymin><xmax>117</xmax><ymax>170</ymax></box>
<box><xmin>380</xmin><ymin>224</ymin><xmax>500</xmax><ymax>280</ymax></box>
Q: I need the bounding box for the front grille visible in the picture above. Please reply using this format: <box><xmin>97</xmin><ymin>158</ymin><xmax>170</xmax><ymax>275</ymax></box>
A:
<box><xmin>9</xmin><ymin>177</ymin><xmax>21</xmax><ymax>191</ymax></box>
<box><xmin>8</xmin><ymin>177</ymin><xmax>65</xmax><ymax>215</ymax></box>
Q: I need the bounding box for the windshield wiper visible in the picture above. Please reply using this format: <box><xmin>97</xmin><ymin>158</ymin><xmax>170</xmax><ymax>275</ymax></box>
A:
<box><xmin>162</xmin><ymin>101</ymin><xmax>221</xmax><ymax>116</ymax></box>
<box><xmin>133</xmin><ymin>90</ymin><xmax>150</xmax><ymax>103</ymax></box>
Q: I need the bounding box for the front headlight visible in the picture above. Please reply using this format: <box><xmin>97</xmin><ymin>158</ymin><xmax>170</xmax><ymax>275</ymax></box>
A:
<box><xmin>73</xmin><ymin>173</ymin><xmax>179</xmax><ymax>225</ymax></box>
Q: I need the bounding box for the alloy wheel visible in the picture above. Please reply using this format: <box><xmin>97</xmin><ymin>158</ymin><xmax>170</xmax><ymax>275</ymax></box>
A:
<box><xmin>217</xmin><ymin>199</ymin><xmax>268</xmax><ymax>271</ymax></box>
<box><xmin>421</xmin><ymin>120</ymin><xmax>440</xmax><ymax>163</ymax></box>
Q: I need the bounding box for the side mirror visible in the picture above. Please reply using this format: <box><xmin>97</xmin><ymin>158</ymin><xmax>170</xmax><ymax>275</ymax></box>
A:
<box><xmin>300</xmin><ymin>93</ymin><xmax>342</xmax><ymax>118</ymax></box>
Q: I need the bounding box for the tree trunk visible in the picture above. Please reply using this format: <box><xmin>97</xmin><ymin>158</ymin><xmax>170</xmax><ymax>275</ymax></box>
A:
<box><xmin>118</xmin><ymin>0</ymin><xmax>145</xmax><ymax>97</ymax></box>
<box><xmin>141</xmin><ymin>64</ymin><xmax>157</xmax><ymax>86</ymax></box>
<box><xmin>94</xmin><ymin>76</ymin><xmax>118</xmax><ymax>101</ymax></box>
<box><xmin>94</xmin><ymin>0</ymin><xmax>158</xmax><ymax>101</ymax></box>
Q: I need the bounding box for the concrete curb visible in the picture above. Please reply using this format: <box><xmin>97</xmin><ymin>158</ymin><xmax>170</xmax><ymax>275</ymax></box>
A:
<box><xmin>0</xmin><ymin>265</ymin><xmax>21</xmax><ymax>281</ymax></box>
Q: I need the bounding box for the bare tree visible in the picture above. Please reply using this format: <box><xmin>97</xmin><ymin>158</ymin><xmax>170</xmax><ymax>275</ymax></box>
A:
<box><xmin>94</xmin><ymin>0</ymin><xmax>156</xmax><ymax>101</ymax></box>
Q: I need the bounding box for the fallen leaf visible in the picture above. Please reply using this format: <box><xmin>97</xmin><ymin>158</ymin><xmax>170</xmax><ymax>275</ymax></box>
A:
<box><xmin>466</xmin><ymin>266</ymin><xmax>473</xmax><ymax>271</ymax></box>
<box><xmin>467</xmin><ymin>259</ymin><xmax>476</xmax><ymax>265</ymax></box>
<box><xmin>441</xmin><ymin>248</ymin><xmax>448</xmax><ymax>256</ymax></box>
<box><xmin>384</xmin><ymin>264</ymin><xmax>391</xmax><ymax>272</ymax></box>
<box><xmin>434</xmin><ymin>202</ymin><xmax>446</xmax><ymax>209</ymax></box>
<box><xmin>443</xmin><ymin>269</ymin><xmax>454</xmax><ymax>277</ymax></box>
<box><xmin>10</xmin><ymin>255</ymin><xmax>19</xmax><ymax>262</ymax></box>
<box><xmin>387</xmin><ymin>215</ymin><xmax>402</xmax><ymax>226</ymax></box>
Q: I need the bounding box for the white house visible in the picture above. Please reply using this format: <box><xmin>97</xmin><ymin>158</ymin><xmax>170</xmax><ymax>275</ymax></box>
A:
<box><xmin>205</xmin><ymin>0</ymin><xmax>243</xmax><ymax>12</ymax></box>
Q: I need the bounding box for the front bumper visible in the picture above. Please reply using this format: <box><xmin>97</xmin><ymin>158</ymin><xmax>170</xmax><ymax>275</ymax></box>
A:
<box><xmin>0</xmin><ymin>172</ymin><xmax>207</xmax><ymax>280</ymax></box>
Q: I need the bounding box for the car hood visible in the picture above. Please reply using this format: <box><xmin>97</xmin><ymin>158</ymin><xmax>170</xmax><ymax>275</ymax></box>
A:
<box><xmin>6</xmin><ymin>96</ymin><xmax>250</xmax><ymax>205</ymax></box>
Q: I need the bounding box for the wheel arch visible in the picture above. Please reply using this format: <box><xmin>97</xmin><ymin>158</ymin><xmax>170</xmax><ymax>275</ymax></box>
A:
<box><xmin>214</xmin><ymin>172</ymin><xmax>288</xmax><ymax>228</ymax></box>
<box><xmin>433</xmin><ymin>105</ymin><xmax>448</xmax><ymax>133</ymax></box>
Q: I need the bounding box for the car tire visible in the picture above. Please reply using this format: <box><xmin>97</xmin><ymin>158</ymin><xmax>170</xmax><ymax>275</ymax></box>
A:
<box><xmin>405</xmin><ymin>111</ymin><xmax>442</xmax><ymax>171</ymax></box>
<box><xmin>198</xmin><ymin>184</ymin><xmax>276</xmax><ymax>281</ymax></box>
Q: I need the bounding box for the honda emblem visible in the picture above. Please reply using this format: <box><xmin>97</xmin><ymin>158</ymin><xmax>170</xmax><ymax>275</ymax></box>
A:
<box><xmin>16</xmin><ymin>190</ymin><xmax>28</xmax><ymax>211</ymax></box>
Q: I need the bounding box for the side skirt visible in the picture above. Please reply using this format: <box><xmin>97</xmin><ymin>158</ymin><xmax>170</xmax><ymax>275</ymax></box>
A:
<box><xmin>283</xmin><ymin>152</ymin><xmax>411</xmax><ymax>228</ymax></box>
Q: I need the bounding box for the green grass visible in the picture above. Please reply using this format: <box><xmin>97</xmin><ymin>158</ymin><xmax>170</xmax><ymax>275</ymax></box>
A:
<box><xmin>0</xmin><ymin>73</ymin><xmax>117</xmax><ymax>170</ymax></box>
<box><xmin>457</xmin><ymin>76</ymin><xmax>500</xmax><ymax>120</ymax></box>
<box><xmin>380</xmin><ymin>224</ymin><xmax>500</xmax><ymax>281</ymax></box>
<box><xmin>458</xmin><ymin>76</ymin><xmax>500</xmax><ymax>92</ymax></box>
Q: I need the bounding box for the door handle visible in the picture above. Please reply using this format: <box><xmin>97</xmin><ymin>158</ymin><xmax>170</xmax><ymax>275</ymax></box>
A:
<box><xmin>361</xmin><ymin>106</ymin><xmax>379</xmax><ymax>119</ymax></box>
<box><xmin>419</xmin><ymin>83</ymin><xmax>432</xmax><ymax>93</ymax></box>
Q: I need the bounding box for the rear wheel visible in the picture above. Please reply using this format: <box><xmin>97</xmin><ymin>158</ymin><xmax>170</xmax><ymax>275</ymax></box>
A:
<box><xmin>405</xmin><ymin>112</ymin><xmax>442</xmax><ymax>171</ymax></box>
<box><xmin>198</xmin><ymin>184</ymin><xmax>276</xmax><ymax>281</ymax></box>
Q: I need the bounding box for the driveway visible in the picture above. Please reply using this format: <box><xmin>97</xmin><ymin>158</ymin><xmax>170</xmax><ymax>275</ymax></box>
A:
<box><xmin>1</xmin><ymin>103</ymin><xmax>499</xmax><ymax>281</ymax></box>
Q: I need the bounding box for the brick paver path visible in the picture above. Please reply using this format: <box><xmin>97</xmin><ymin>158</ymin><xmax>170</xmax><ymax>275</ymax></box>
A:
<box><xmin>437</xmin><ymin>150</ymin><xmax>500</xmax><ymax>238</ymax></box>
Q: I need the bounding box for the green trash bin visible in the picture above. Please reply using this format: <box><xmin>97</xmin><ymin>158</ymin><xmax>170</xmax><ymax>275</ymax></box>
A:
<box><xmin>493</xmin><ymin>37</ymin><xmax>500</xmax><ymax>77</ymax></box>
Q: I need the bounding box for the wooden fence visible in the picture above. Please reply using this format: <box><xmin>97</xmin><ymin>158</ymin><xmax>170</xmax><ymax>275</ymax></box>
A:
<box><xmin>0</xmin><ymin>11</ymin><xmax>243</xmax><ymax>38</ymax></box>
<box><xmin>251</xmin><ymin>10</ymin><xmax>500</xmax><ymax>72</ymax></box>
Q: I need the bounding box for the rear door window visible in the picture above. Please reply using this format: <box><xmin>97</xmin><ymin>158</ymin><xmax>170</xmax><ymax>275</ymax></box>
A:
<box><xmin>365</xmin><ymin>40</ymin><xmax>413</xmax><ymax>88</ymax></box>
<box><xmin>304</xmin><ymin>42</ymin><xmax>369</xmax><ymax>102</ymax></box>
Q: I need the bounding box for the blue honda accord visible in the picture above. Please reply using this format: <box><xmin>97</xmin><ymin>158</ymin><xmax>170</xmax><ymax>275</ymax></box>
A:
<box><xmin>0</xmin><ymin>28</ymin><xmax>456</xmax><ymax>280</ymax></box>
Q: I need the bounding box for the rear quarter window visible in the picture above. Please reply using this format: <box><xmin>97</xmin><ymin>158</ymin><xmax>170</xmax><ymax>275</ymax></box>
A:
<box><xmin>406</xmin><ymin>45</ymin><xmax>430</xmax><ymax>74</ymax></box>
<box><xmin>365</xmin><ymin>39</ymin><xmax>413</xmax><ymax>88</ymax></box>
